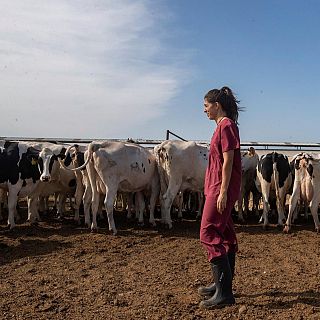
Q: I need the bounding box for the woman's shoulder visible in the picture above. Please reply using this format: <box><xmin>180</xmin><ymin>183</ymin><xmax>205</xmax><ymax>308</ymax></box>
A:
<box><xmin>221</xmin><ymin>117</ymin><xmax>237</xmax><ymax>128</ymax></box>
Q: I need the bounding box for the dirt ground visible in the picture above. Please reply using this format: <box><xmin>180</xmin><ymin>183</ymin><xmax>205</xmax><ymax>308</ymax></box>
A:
<box><xmin>0</xmin><ymin>206</ymin><xmax>320</xmax><ymax>320</ymax></box>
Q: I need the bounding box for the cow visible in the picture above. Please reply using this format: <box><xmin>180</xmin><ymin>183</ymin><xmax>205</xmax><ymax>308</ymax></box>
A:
<box><xmin>25</xmin><ymin>143</ymin><xmax>75</xmax><ymax>224</ymax></box>
<box><xmin>154</xmin><ymin>140</ymin><xmax>208</xmax><ymax>228</ymax></box>
<box><xmin>284</xmin><ymin>152</ymin><xmax>320</xmax><ymax>233</ymax></box>
<box><xmin>0</xmin><ymin>141</ymin><xmax>42</xmax><ymax>228</ymax></box>
<box><xmin>0</xmin><ymin>140</ymin><xmax>76</xmax><ymax>228</ymax></box>
<box><xmin>238</xmin><ymin>147</ymin><xmax>260</xmax><ymax>222</ymax></box>
<box><xmin>60</xmin><ymin>141</ymin><xmax>160</xmax><ymax>235</ymax></box>
<box><xmin>255</xmin><ymin>151</ymin><xmax>292</xmax><ymax>229</ymax></box>
<box><xmin>59</xmin><ymin>144</ymin><xmax>106</xmax><ymax>227</ymax></box>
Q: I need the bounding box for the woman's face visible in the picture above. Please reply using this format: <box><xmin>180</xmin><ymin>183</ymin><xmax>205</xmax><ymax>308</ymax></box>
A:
<box><xmin>204</xmin><ymin>98</ymin><xmax>218</xmax><ymax>120</ymax></box>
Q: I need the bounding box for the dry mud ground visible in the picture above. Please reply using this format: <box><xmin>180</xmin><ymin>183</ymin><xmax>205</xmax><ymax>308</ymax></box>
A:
<box><xmin>0</xmin><ymin>208</ymin><xmax>320</xmax><ymax>320</ymax></box>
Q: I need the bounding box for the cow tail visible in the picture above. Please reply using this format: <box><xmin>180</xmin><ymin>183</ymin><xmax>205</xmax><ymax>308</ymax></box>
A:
<box><xmin>59</xmin><ymin>143</ymin><xmax>96</xmax><ymax>171</ymax></box>
<box><xmin>272</xmin><ymin>154</ymin><xmax>280</xmax><ymax>204</ymax></box>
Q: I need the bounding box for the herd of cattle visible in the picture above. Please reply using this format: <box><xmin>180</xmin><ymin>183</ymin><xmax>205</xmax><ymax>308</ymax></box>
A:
<box><xmin>0</xmin><ymin>139</ymin><xmax>319</xmax><ymax>235</ymax></box>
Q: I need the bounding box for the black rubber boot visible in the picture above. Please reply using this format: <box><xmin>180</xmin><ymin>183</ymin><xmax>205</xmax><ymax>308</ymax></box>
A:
<box><xmin>198</xmin><ymin>252</ymin><xmax>236</xmax><ymax>297</ymax></box>
<box><xmin>228</xmin><ymin>251</ymin><xmax>235</xmax><ymax>279</ymax></box>
<box><xmin>197</xmin><ymin>282</ymin><xmax>216</xmax><ymax>297</ymax></box>
<box><xmin>199</xmin><ymin>254</ymin><xmax>235</xmax><ymax>309</ymax></box>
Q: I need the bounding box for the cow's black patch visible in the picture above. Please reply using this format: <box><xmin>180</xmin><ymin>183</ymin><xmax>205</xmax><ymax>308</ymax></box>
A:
<box><xmin>307</xmin><ymin>163</ymin><xmax>313</xmax><ymax>177</ymax></box>
<box><xmin>49</xmin><ymin>155</ymin><xmax>56</xmax><ymax>173</ymax></box>
<box><xmin>275</xmin><ymin>154</ymin><xmax>291</xmax><ymax>188</ymax></box>
<box><xmin>63</xmin><ymin>153</ymin><xmax>72</xmax><ymax>167</ymax></box>
<box><xmin>68</xmin><ymin>178</ymin><xmax>76</xmax><ymax>188</ymax></box>
<box><xmin>258</xmin><ymin>152</ymin><xmax>291</xmax><ymax>188</ymax></box>
<box><xmin>258</xmin><ymin>154</ymin><xmax>273</xmax><ymax>183</ymax></box>
<box><xmin>74</xmin><ymin>151</ymin><xmax>86</xmax><ymax>171</ymax></box>
<box><xmin>0</xmin><ymin>142</ymin><xmax>41</xmax><ymax>185</ymax></box>
<box><xmin>20</xmin><ymin>146</ymin><xmax>41</xmax><ymax>183</ymax></box>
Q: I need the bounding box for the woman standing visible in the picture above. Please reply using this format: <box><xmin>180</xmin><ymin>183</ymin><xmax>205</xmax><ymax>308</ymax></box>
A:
<box><xmin>199</xmin><ymin>86</ymin><xmax>242</xmax><ymax>309</ymax></box>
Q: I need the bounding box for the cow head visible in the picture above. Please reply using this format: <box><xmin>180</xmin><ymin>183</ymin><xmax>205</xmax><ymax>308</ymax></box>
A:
<box><xmin>38</xmin><ymin>147</ymin><xmax>72</xmax><ymax>182</ymax></box>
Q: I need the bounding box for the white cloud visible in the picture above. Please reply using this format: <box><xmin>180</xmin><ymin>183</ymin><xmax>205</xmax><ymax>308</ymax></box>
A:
<box><xmin>0</xmin><ymin>0</ymin><xmax>188</xmax><ymax>139</ymax></box>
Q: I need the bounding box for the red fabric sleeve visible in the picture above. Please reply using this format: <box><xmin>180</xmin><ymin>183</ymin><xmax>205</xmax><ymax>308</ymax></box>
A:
<box><xmin>220</xmin><ymin>122</ymin><xmax>240</xmax><ymax>153</ymax></box>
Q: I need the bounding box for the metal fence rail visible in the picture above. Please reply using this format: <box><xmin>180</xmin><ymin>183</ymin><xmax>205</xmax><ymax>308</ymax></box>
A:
<box><xmin>1</xmin><ymin>132</ymin><xmax>320</xmax><ymax>152</ymax></box>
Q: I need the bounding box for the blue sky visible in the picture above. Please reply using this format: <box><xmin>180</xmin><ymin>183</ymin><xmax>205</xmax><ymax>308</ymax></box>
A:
<box><xmin>1</xmin><ymin>0</ymin><xmax>320</xmax><ymax>143</ymax></box>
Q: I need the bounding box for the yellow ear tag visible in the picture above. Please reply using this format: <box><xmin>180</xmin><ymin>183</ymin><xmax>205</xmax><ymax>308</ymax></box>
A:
<box><xmin>31</xmin><ymin>158</ymin><xmax>38</xmax><ymax>165</ymax></box>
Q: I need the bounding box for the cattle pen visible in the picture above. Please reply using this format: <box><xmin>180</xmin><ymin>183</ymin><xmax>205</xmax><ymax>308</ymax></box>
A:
<box><xmin>0</xmin><ymin>133</ymin><xmax>320</xmax><ymax>320</ymax></box>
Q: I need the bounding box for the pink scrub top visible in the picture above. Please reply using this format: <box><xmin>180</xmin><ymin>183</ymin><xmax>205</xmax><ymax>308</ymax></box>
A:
<box><xmin>204</xmin><ymin>117</ymin><xmax>241</xmax><ymax>203</ymax></box>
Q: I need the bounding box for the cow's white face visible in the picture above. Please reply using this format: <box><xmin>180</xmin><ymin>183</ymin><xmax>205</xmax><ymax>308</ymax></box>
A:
<box><xmin>38</xmin><ymin>148</ymin><xmax>55</xmax><ymax>182</ymax></box>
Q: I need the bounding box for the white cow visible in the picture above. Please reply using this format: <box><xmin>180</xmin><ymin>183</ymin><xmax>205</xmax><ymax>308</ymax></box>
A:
<box><xmin>154</xmin><ymin>140</ymin><xmax>208</xmax><ymax>228</ymax></box>
<box><xmin>238</xmin><ymin>147</ymin><xmax>260</xmax><ymax>222</ymax></box>
<box><xmin>60</xmin><ymin>141</ymin><xmax>160</xmax><ymax>235</ymax></box>
<box><xmin>284</xmin><ymin>153</ymin><xmax>320</xmax><ymax>233</ymax></box>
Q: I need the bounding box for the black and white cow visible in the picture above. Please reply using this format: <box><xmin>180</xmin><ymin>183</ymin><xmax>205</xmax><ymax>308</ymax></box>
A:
<box><xmin>0</xmin><ymin>141</ymin><xmax>41</xmax><ymax>228</ymax></box>
<box><xmin>255</xmin><ymin>151</ymin><xmax>292</xmax><ymax>229</ymax></box>
<box><xmin>0</xmin><ymin>141</ymin><xmax>73</xmax><ymax>228</ymax></box>
<box><xmin>26</xmin><ymin>143</ymin><xmax>74</xmax><ymax>223</ymax></box>
<box><xmin>284</xmin><ymin>152</ymin><xmax>320</xmax><ymax>233</ymax></box>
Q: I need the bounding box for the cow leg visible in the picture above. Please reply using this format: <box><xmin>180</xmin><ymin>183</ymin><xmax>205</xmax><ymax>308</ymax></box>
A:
<box><xmin>309</xmin><ymin>196</ymin><xmax>320</xmax><ymax>232</ymax></box>
<box><xmin>74</xmin><ymin>184</ymin><xmax>84</xmax><ymax>225</ymax></box>
<box><xmin>276</xmin><ymin>190</ymin><xmax>287</xmax><ymax>227</ymax></box>
<box><xmin>260</xmin><ymin>182</ymin><xmax>271</xmax><ymax>228</ymax></box>
<box><xmin>98</xmin><ymin>194</ymin><xmax>104</xmax><ymax>220</ymax></box>
<box><xmin>196</xmin><ymin>192</ymin><xmax>204</xmax><ymax>219</ymax></box>
<box><xmin>7</xmin><ymin>190</ymin><xmax>19</xmax><ymax>229</ymax></box>
<box><xmin>284</xmin><ymin>185</ymin><xmax>300</xmax><ymax>233</ymax></box>
<box><xmin>86</xmin><ymin>156</ymin><xmax>100</xmax><ymax>231</ymax></box>
<box><xmin>149</xmin><ymin>193</ymin><xmax>157</xmax><ymax>227</ymax></box>
<box><xmin>0</xmin><ymin>189</ymin><xmax>6</xmax><ymax>220</ymax></box>
<box><xmin>83</xmin><ymin>185</ymin><xmax>92</xmax><ymax>228</ymax></box>
<box><xmin>38</xmin><ymin>196</ymin><xmax>46</xmax><ymax>213</ymax></box>
<box><xmin>91</xmin><ymin>191</ymin><xmax>100</xmax><ymax>231</ymax></box>
<box><xmin>177</xmin><ymin>192</ymin><xmax>184</xmax><ymax>219</ymax></box>
<box><xmin>27</xmin><ymin>195</ymin><xmax>41</xmax><ymax>223</ymax></box>
<box><xmin>135</xmin><ymin>192</ymin><xmax>145</xmax><ymax>226</ymax></box>
<box><xmin>57</xmin><ymin>193</ymin><xmax>68</xmax><ymax>219</ymax></box>
<box><xmin>148</xmin><ymin>175</ymin><xmax>160</xmax><ymax>227</ymax></box>
<box><xmin>126</xmin><ymin>193</ymin><xmax>134</xmax><ymax>220</ymax></box>
<box><xmin>104</xmin><ymin>186</ymin><xmax>118</xmax><ymax>235</ymax></box>
<box><xmin>13</xmin><ymin>202</ymin><xmax>21</xmax><ymax>222</ymax></box>
<box><xmin>161</xmin><ymin>180</ymin><xmax>182</xmax><ymax>228</ymax></box>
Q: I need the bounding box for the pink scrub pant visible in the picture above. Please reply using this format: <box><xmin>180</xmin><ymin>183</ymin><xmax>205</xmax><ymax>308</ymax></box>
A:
<box><xmin>200</xmin><ymin>195</ymin><xmax>238</xmax><ymax>262</ymax></box>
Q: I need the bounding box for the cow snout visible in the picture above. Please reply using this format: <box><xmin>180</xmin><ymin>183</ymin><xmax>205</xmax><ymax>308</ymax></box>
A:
<box><xmin>40</xmin><ymin>175</ymin><xmax>51</xmax><ymax>182</ymax></box>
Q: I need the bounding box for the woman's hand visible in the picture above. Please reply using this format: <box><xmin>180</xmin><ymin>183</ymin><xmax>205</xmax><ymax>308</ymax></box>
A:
<box><xmin>217</xmin><ymin>191</ymin><xmax>227</xmax><ymax>214</ymax></box>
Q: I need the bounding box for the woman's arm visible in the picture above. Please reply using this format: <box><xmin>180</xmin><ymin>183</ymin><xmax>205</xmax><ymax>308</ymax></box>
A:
<box><xmin>217</xmin><ymin>149</ymin><xmax>234</xmax><ymax>213</ymax></box>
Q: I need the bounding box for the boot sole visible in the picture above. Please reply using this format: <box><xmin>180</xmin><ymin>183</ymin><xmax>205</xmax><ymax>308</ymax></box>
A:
<box><xmin>199</xmin><ymin>298</ymin><xmax>235</xmax><ymax>310</ymax></box>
